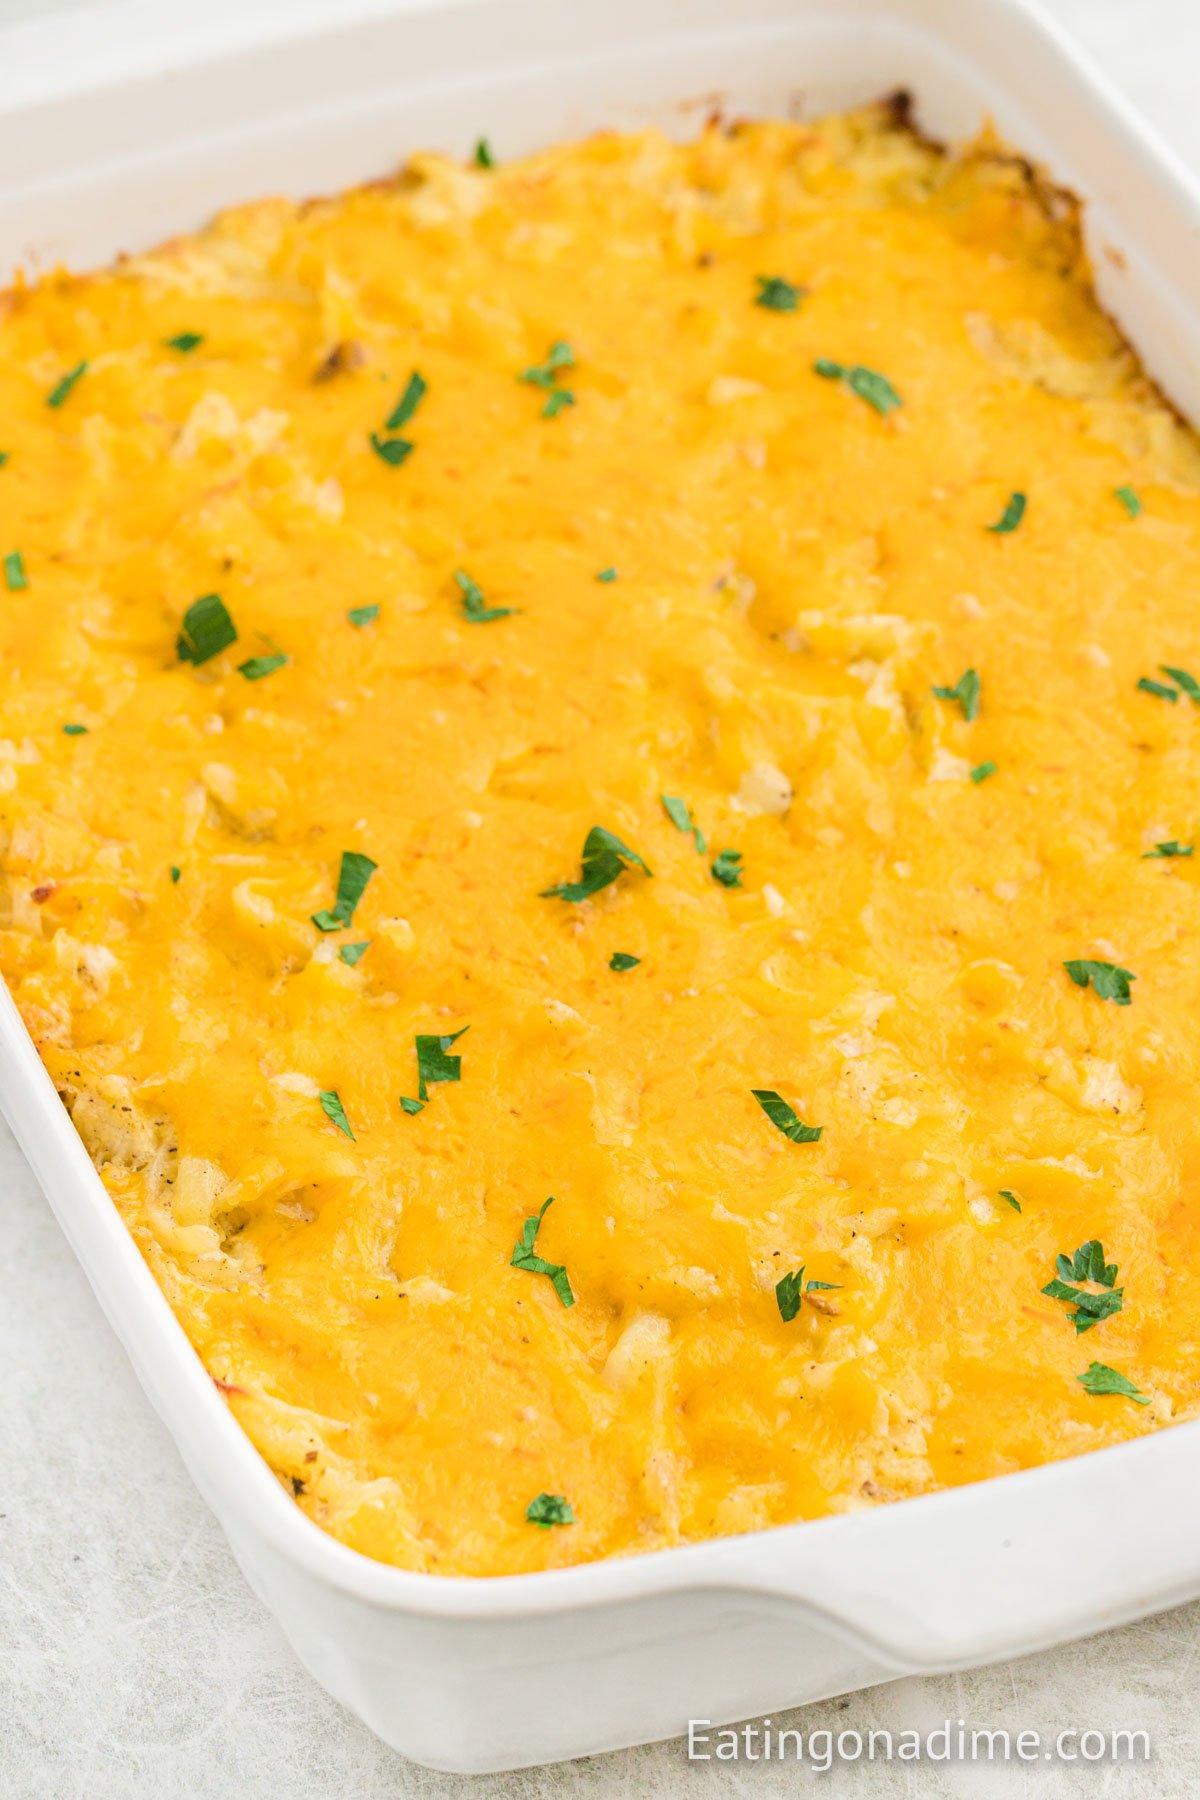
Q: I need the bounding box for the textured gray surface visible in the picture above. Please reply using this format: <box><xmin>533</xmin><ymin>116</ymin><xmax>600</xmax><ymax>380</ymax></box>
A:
<box><xmin>3</xmin><ymin>1</ymin><xmax>1200</xmax><ymax>1793</ymax></box>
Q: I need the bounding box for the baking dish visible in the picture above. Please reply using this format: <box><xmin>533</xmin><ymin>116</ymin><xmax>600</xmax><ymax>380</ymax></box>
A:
<box><xmin>3</xmin><ymin>0</ymin><xmax>1200</xmax><ymax>1773</ymax></box>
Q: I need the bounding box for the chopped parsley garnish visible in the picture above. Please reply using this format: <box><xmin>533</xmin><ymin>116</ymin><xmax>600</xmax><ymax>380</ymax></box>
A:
<box><xmin>1063</xmin><ymin>959</ymin><xmax>1135</xmax><ymax>1005</ymax></box>
<box><xmin>986</xmin><ymin>492</ymin><xmax>1026</xmax><ymax>534</ymax></box>
<box><xmin>521</xmin><ymin>342</ymin><xmax>575</xmax><ymax>416</ymax></box>
<box><xmin>510</xmin><ymin>1196</ymin><xmax>575</xmax><ymax>1307</ymax></box>
<box><xmin>237</xmin><ymin>651</ymin><xmax>287</xmax><ymax>680</ymax></box>
<box><xmin>542</xmin><ymin>826</ymin><xmax>651</xmax><ymax>902</ymax></box>
<box><xmin>812</xmin><ymin>359</ymin><xmax>902</xmax><ymax>415</ymax></box>
<box><xmin>176</xmin><ymin>592</ymin><xmax>237</xmax><ymax>664</ymax></box>
<box><xmin>609</xmin><ymin>952</ymin><xmax>640</xmax><ymax>972</ymax></box>
<box><xmin>62</xmin><ymin>723</ymin><xmax>88</xmax><ymax>736</ymax></box>
<box><xmin>46</xmin><ymin>361</ymin><xmax>88</xmax><ymax>408</ymax></box>
<box><xmin>318</xmin><ymin>1089</ymin><xmax>355</xmax><ymax>1140</ymax></box>
<box><xmin>660</xmin><ymin>793</ymin><xmax>706</xmax><ymax>853</ymax></box>
<box><xmin>347</xmin><ymin>604</ymin><xmax>379</xmax><ymax>627</ymax></box>
<box><xmin>1114</xmin><ymin>485</ymin><xmax>1141</xmax><ymax>517</ymax></box>
<box><xmin>710</xmin><ymin>848</ymin><xmax>743</xmax><ymax>888</ymax></box>
<box><xmin>4</xmin><ymin>551</ymin><xmax>26</xmax><ymax>591</ymax></box>
<box><xmin>339</xmin><ymin>941</ymin><xmax>370</xmax><ymax>966</ymax></box>
<box><xmin>932</xmin><ymin>668</ymin><xmax>981</xmax><ymax>722</ymax></box>
<box><xmin>474</xmin><ymin>137</ymin><xmax>495</xmax><ymax>168</ymax></box>
<box><xmin>311</xmin><ymin>850</ymin><xmax>378</xmax><ymax>931</ymax></box>
<box><xmin>998</xmin><ymin>1190</ymin><xmax>1022</xmax><ymax>1212</ymax></box>
<box><xmin>1159</xmin><ymin>664</ymin><xmax>1200</xmax><ymax>704</ymax></box>
<box><xmin>415</xmin><ymin>1026</ymin><xmax>468</xmax><ymax>1102</ymax></box>
<box><xmin>1137</xmin><ymin>676</ymin><xmax>1179</xmax><ymax>702</ymax></box>
<box><xmin>848</xmin><ymin>368</ymin><xmax>901</xmax><ymax>415</ymax></box>
<box><xmin>386</xmin><ymin>371</ymin><xmax>426</xmax><ymax>431</ymax></box>
<box><xmin>526</xmin><ymin>1492</ymin><xmax>574</xmax><ymax>1527</ymax></box>
<box><xmin>165</xmin><ymin>332</ymin><xmax>204</xmax><ymax>352</ymax></box>
<box><xmin>969</xmin><ymin>760</ymin><xmax>997</xmax><ymax>784</ymax></box>
<box><xmin>752</xmin><ymin>1089</ymin><xmax>822</xmax><ymax>1143</ymax></box>
<box><xmin>170</xmin><ymin>865</ymin><xmax>182</xmax><ymax>884</ymax></box>
<box><xmin>368</xmin><ymin>430</ymin><xmax>413</xmax><ymax>467</ymax></box>
<box><xmin>400</xmin><ymin>1096</ymin><xmax>424</xmax><ymax>1115</ymax></box>
<box><xmin>0</xmin><ymin>452</ymin><xmax>9</xmax><ymax>468</ymax></box>
<box><xmin>1042</xmin><ymin>1240</ymin><xmax>1123</xmax><ymax>1334</ymax></box>
<box><xmin>596</xmin><ymin>567</ymin><xmax>618</xmax><ymax>583</ymax></box>
<box><xmin>1076</xmin><ymin>1362</ymin><xmax>1149</xmax><ymax>1405</ymax></box>
<box><xmin>1143</xmin><ymin>840</ymin><xmax>1192</xmax><ymax>858</ymax></box>
<box><xmin>755</xmin><ymin>275</ymin><xmax>805</xmax><ymax>312</ymax></box>
<box><xmin>455</xmin><ymin>568</ymin><xmax>514</xmax><ymax>623</ymax></box>
<box><xmin>521</xmin><ymin>342</ymin><xmax>575</xmax><ymax>390</ymax></box>
<box><xmin>775</xmin><ymin>1266</ymin><xmax>840</xmax><ymax>1323</ymax></box>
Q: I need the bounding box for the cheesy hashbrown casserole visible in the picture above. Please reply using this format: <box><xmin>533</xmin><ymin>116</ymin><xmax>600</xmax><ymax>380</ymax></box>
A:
<box><xmin>4</xmin><ymin>102</ymin><xmax>1200</xmax><ymax>1576</ymax></box>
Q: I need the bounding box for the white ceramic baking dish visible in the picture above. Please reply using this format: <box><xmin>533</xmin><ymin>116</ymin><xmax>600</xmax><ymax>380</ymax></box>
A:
<box><xmin>3</xmin><ymin>0</ymin><xmax>1200</xmax><ymax>1773</ymax></box>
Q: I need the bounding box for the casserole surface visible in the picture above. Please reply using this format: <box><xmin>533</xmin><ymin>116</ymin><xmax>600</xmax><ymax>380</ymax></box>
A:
<box><xmin>4</xmin><ymin>96</ymin><xmax>1200</xmax><ymax>1581</ymax></box>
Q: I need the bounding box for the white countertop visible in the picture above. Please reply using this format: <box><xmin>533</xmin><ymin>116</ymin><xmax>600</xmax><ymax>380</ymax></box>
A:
<box><xmin>2</xmin><ymin>2</ymin><xmax>1199</xmax><ymax>1794</ymax></box>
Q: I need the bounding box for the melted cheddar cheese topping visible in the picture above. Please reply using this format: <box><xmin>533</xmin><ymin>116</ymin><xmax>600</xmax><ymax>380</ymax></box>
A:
<box><xmin>4</xmin><ymin>105</ymin><xmax>1200</xmax><ymax>1576</ymax></box>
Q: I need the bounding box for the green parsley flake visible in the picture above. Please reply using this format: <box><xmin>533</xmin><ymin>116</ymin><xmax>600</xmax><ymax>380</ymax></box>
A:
<box><xmin>347</xmin><ymin>604</ymin><xmax>379</xmax><ymax>627</ymax></box>
<box><xmin>1114</xmin><ymin>484</ymin><xmax>1142</xmax><ymax>518</ymax></box>
<box><xmin>318</xmin><ymin>1089</ymin><xmax>355</xmax><ymax>1140</ymax></box>
<box><xmin>609</xmin><ymin>952</ymin><xmax>640</xmax><ymax>972</ymax></box>
<box><xmin>386</xmin><ymin>371</ymin><xmax>426</xmax><ymax>431</ymax></box>
<box><xmin>455</xmin><ymin>568</ymin><xmax>514</xmax><ymax>623</ymax></box>
<box><xmin>415</xmin><ymin>1026</ymin><xmax>468</xmax><ymax>1102</ymax></box>
<box><xmin>369</xmin><ymin>430</ymin><xmax>413</xmax><ymax>467</ymax></box>
<box><xmin>400</xmin><ymin>1096</ymin><xmax>424</xmax><ymax>1115</ymax></box>
<box><xmin>62</xmin><ymin>723</ymin><xmax>88</xmax><ymax>736</ymax></box>
<box><xmin>812</xmin><ymin>358</ymin><xmax>902</xmax><ymax>415</ymax></box>
<box><xmin>970</xmin><ymin>760</ymin><xmax>997</xmax><ymax>784</ymax></box>
<box><xmin>46</xmin><ymin>361</ymin><xmax>88</xmax><ymax>408</ymax></box>
<box><xmin>660</xmin><ymin>793</ymin><xmax>706</xmax><ymax>854</ymax></box>
<box><xmin>932</xmin><ymin>667</ymin><xmax>981</xmax><ymax>722</ymax></box>
<box><xmin>710</xmin><ymin>848</ymin><xmax>743</xmax><ymax>888</ymax></box>
<box><xmin>510</xmin><ymin>1196</ymin><xmax>575</xmax><ymax>1307</ymax></box>
<box><xmin>237</xmin><ymin>651</ymin><xmax>287</xmax><ymax>680</ymax></box>
<box><xmin>1063</xmin><ymin>959</ymin><xmax>1135</xmax><ymax>1005</ymax></box>
<box><xmin>1137</xmin><ymin>676</ymin><xmax>1179</xmax><ymax>702</ymax></box>
<box><xmin>338</xmin><ymin>940</ymin><xmax>370</xmax><ymax>966</ymax></box>
<box><xmin>526</xmin><ymin>1492</ymin><xmax>574</xmax><ymax>1528</ymax></box>
<box><xmin>775</xmin><ymin>1266</ymin><xmax>840</xmax><ymax>1323</ymax></box>
<box><xmin>542</xmin><ymin>826</ymin><xmax>651</xmax><ymax>902</ymax></box>
<box><xmin>1160</xmin><ymin>664</ymin><xmax>1200</xmax><ymax>704</ymax></box>
<box><xmin>0</xmin><ymin>452</ymin><xmax>9</xmax><ymax>468</ymax></box>
<box><xmin>755</xmin><ymin>274</ymin><xmax>805</xmax><ymax>312</ymax></box>
<box><xmin>165</xmin><ymin>332</ymin><xmax>204</xmax><ymax>352</ymax></box>
<box><xmin>1143</xmin><ymin>840</ymin><xmax>1192</xmax><ymax>859</ymax></box>
<box><xmin>519</xmin><ymin>341</ymin><xmax>575</xmax><ymax>415</ymax></box>
<box><xmin>776</xmin><ymin>1269</ymin><xmax>805</xmax><ymax>1322</ymax></box>
<box><xmin>521</xmin><ymin>341</ymin><xmax>575</xmax><ymax>390</ymax></box>
<box><xmin>1042</xmin><ymin>1240</ymin><xmax>1123</xmax><ymax>1334</ymax></box>
<box><xmin>1076</xmin><ymin>1362</ymin><xmax>1149</xmax><ymax>1405</ymax></box>
<box><xmin>596</xmin><ymin>567</ymin><xmax>618</xmax><ymax>583</ymax></box>
<box><xmin>998</xmin><ymin>1190</ymin><xmax>1022</xmax><ymax>1212</ymax></box>
<box><xmin>752</xmin><ymin>1089</ymin><xmax>822</xmax><ymax>1143</ymax></box>
<box><xmin>170</xmin><ymin>865</ymin><xmax>182</xmax><ymax>884</ymax></box>
<box><xmin>986</xmin><ymin>491</ymin><xmax>1027</xmax><ymax>534</ymax></box>
<box><xmin>311</xmin><ymin>850</ymin><xmax>378</xmax><ymax>932</ymax></box>
<box><xmin>4</xmin><ymin>551</ymin><xmax>26</xmax><ymax>591</ymax></box>
<box><xmin>474</xmin><ymin>137</ymin><xmax>495</xmax><ymax>168</ymax></box>
<box><xmin>176</xmin><ymin>592</ymin><xmax>237</xmax><ymax>664</ymax></box>
<box><xmin>845</xmin><ymin>368</ymin><xmax>901</xmax><ymax>413</ymax></box>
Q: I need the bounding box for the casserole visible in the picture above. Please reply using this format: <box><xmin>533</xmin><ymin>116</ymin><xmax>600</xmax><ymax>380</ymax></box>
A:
<box><xmin>3</xmin><ymin>0</ymin><xmax>1200</xmax><ymax>1771</ymax></box>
